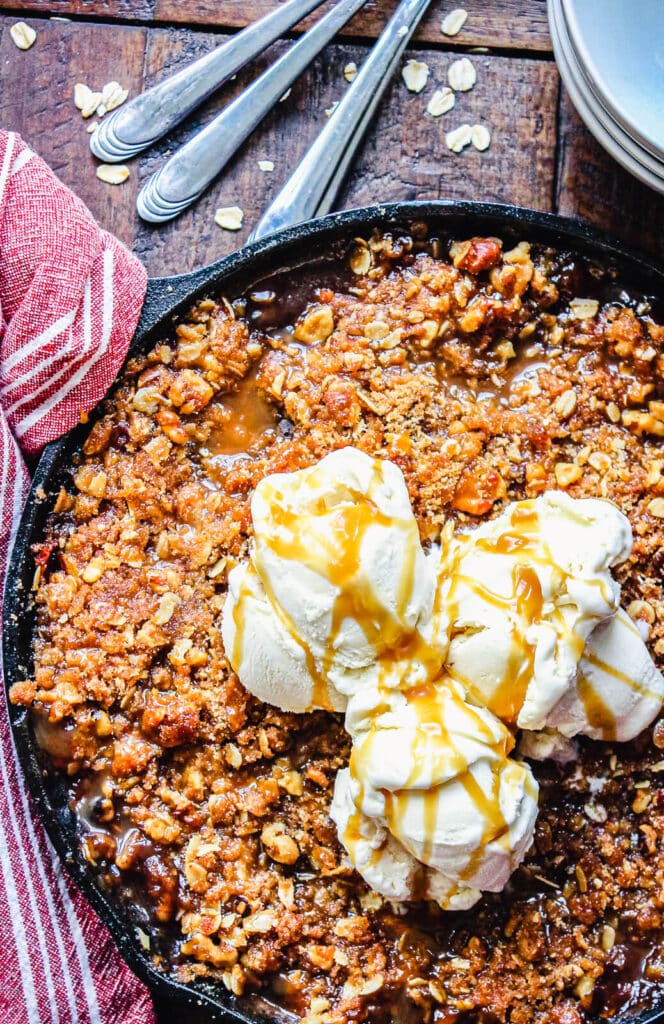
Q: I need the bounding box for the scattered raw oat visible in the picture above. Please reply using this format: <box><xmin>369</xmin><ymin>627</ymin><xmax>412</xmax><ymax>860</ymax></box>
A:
<box><xmin>258</xmin><ymin>160</ymin><xmax>274</xmax><ymax>172</ymax></box>
<box><xmin>87</xmin><ymin>122</ymin><xmax>99</xmax><ymax>134</ymax></box>
<box><xmin>441</xmin><ymin>8</ymin><xmax>468</xmax><ymax>37</ymax></box>
<box><xmin>445</xmin><ymin>123</ymin><xmax>473</xmax><ymax>153</ymax></box>
<box><xmin>343</xmin><ymin>61</ymin><xmax>358</xmax><ymax>83</ymax></box>
<box><xmin>279</xmin><ymin>88</ymin><xmax>292</xmax><ymax>103</ymax></box>
<box><xmin>448</xmin><ymin>57</ymin><xmax>476</xmax><ymax>92</ymax></box>
<box><xmin>74</xmin><ymin>83</ymin><xmax>103</xmax><ymax>119</ymax></box>
<box><xmin>427</xmin><ymin>87</ymin><xmax>455</xmax><ymax>117</ymax></box>
<box><xmin>100</xmin><ymin>80</ymin><xmax>129</xmax><ymax>113</ymax></box>
<box><xmin>471</xmin><ymin>124</ymin><xmax>491</xmax><ymax>151</ymax></box>
<box><xmin>10</xmin><ymin>21</ymin><xmax>36</xmax><ymax>50</ymax></box>
<box><xmin>325</xmin><ymin>102</ymin><xmax>339</xmax><ymax>117</ymax></box>
<box><xmin>402</xmin><ymin>59</ymin><xmax>429</xmax><ymax>93</ymax></box>
<box><xmin>74</xmin><ymin>83</ymin><xmax>92</xmax><ymax>111</ymax></box>
<box><xmin>96</xmin><ymin>164</ymin><xmax>130</xmax><ymax>185</ymax></box>
<box><xmin>215</xmin><ymin>206</ymin><xmax>244</xmax><ymax>231</ymax></box>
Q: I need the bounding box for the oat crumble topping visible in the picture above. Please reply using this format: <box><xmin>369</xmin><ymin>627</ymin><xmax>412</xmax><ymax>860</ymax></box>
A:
<box><xmin>11</xmin><ymin>228</ymin><xmax>664</xmax><ymax>1023</ymax></box>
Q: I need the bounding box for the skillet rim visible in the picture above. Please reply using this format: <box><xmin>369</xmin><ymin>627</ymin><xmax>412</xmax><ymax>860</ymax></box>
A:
<box><xmin>4</xmin><ymin>198</ymin><xmax>664</xmax><ymax>1023</ymax></box>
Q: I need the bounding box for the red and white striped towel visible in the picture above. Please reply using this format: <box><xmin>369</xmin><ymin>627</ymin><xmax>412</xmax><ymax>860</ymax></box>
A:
<box><xmin>0</xmin><ymin>131</ymin><xmax>155</xmax><ymax>1024</ymax></box>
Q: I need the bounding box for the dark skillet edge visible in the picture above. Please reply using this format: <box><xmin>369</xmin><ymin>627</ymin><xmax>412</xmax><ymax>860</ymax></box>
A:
<box><xmin>4</xmin><ymin>199</ymin><xmax>664</xmax><ymax>1024</ymax></box>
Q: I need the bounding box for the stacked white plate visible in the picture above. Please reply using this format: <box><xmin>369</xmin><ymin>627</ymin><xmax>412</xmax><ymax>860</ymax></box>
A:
<box><xmin>548</xmin><ymin>0</ymin><xmax>664</xmax><ymax>194</ymax></box>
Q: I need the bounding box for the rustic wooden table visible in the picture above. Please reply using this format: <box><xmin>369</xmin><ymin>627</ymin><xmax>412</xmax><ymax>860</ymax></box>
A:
<box><xmin>1</xmin><ymin>0</ymin><xmax>663</xmax><ymax>1019</ymax></box>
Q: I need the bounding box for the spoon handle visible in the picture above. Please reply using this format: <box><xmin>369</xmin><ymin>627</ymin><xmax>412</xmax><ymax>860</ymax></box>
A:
<box><xmin>91</xmin><ymin>0</ymin><xmax>329</xmax><ymax>163</ymax></box>
<box><xmin>250</xmin><ymin>0</ymin><xmax>433</xmax><ymax>241</ymax></box>
<box><xmin>137</xmin><ymin>0</ymin><xmax>369</xmax><ymax>223</ymax></box>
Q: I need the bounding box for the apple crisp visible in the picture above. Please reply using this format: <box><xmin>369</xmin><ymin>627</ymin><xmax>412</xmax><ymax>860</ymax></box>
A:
<box><xmin>11</xmin><ymin>227</ymin><xmax>664</xmax><ymax>1023</ymax></box>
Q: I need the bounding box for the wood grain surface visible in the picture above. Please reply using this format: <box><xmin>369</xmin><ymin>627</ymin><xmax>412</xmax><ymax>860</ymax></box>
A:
<box><xmin>0</xmin><ymin>0</ymin><xmax>552</xmax><ymax>51</ymax></box>
<box><xmin>0</xmin><ymin>15</ymin><xmax>559</xmax><ymax>276</ymax></box>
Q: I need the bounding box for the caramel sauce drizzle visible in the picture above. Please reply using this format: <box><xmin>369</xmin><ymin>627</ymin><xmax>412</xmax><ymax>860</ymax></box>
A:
<box><xmin>231</xmin><ymin>469</ymin><xmax>652</xmax><ymax>902</ymax></box>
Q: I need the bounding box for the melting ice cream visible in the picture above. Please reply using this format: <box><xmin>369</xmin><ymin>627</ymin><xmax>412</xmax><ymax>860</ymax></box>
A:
<box><xmin>222</xmin><ymin>447</ymin><xmax>664</xmax><ymax>908</ymax></box>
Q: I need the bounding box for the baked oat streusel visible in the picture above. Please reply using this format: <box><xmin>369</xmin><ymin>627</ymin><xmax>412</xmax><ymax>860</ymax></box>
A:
<box><xmin>11</xmin><ymin>229</ymin><xmax>664</xmax><ymax>1023</ymax></box>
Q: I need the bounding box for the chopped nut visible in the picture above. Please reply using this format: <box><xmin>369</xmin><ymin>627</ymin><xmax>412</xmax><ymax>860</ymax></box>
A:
<box><xmin>277</xmin><ymin>769</ymin><xmax>303</xmax><ymax>796</ymax></box>
<box><xmin>294</xmin><ymin>304</ymin><xmax>334</xmax><ymax>344</ymax></box>
<box><xmin>632</xmin><ymin>789</ymin><xmax>652</xmax><ymax>813</ymax></box>
<box><xmin>132</xmin><ymin>386</ymin><xmax>163</xmax><ymax>414</ymax></box>
<box><xmin>588</xmin><ymin>451</ymin><xmax>611</xmax><ymax>474</ymax></box>
<box><xmin>569</xmin><ymin>297</ymin><xmax>599</xmax><ymax>320</ymax></box>
<box><xmin>446</xmin><ymin>123</ymin><xmax>473</xmax><ymax>153</ymax></box>
<box><xmin>168</xmin><ymin>637</ymin><xmax>192</xmax><ymax>666</ymax></box>
<box><xmin>471</xmin><ymin>124</ymin><xmax>491</xmax><ymax>151</ymax></box>
<box><xmin>575</xmin><ymin>865</ymin><xmax>588</xmax><ymax>893</ymax></box>
<box><xmin>359</xmin><ymin>975</ymin><xmax>384</xmax><ymax>996</ymax></box>
<box><xmin>157</xmin><ymin>408</ymin><xmax>188</xmax><ymax>444</ymax></box>
<box><xmin>554</xmin><ymin>388</ymin><xmax>577</xmax><ymax>419</ymax></box>
<box><xmin>215</xmin><ymin>206</ymin><xmax>244</xmax><ymax>231</ymax></box>
<box><xmin>153</xmin><ymin>592</ymin><xmax>180</xmax><ymax>626</ymax></box>
<box><xmin>601</xmin><ymin>925</ymin><xmax>616</xmax><ymax>952</ymax></box>
<box><xmin>450</xmin><ymin>957</ymin><xmax>471</xmax><ymax>969</ymax></box>
<box><xmin>257</xmin><ymin>159</ymin><xmax>274</xmax><ymax>172</ymax></box>
<box><xmin>627</xmin><ymin>599</ymin><xmax>655</xmax><ymax>625</ymax></box>
<box><xmin>225</xmin><ymin>743</ymin><xmax>242</xmax><ymax>769</ymax></box>
<box><xmin>554</xmin><ymin>462</ymin><xmax>582</xmax><ymax>488</ymax></box>
<box><xmin>441</xmin><ymin>8</ymin><xmax>468</xmax><ymax>36</ymax></box>
<box><xmin>309</xmin><ymin>945</ymin><xmax>335</xmax><ymax>970</ymax></box>
<box><xmin>647</xmin><ymin>497</ymin><xmax>664</xmax><ymax>518</ymax></box>
<box><xmin>427</xmin><ymin>87</ymin><xmax>455</xmax><ymax>117</ymax></box>
<box><xmin>96</xmin><ymin>164</ymin><xmax>130</xmax><ymax>185</ymax></box>
<box><xmin>448</xmin><ymin>57</ymin><xmax>476</xmax><ymax>92</ymax></box>
<box><xmin>260</xmin><ymin>822</ymin><xmax>300</xmax><ymax>865</ymax></box>
<box><xmin>574</xmin><ymin>974</ymin><xmax>595</xmax><ymax>999</ymax></box>
<box><xmin>402</xmin><ymin>59</ymin><xmax>429</xmax><ymax>93</ymax></box>
<box><xmin>243</xmin><ymin>910</ymin><xmax>276</xmax><ymax>934</ymax></box>
<box><xmin>359</xmin><ymin>889</ymin><xmax>383</xmax><ymax>912</ymax></box>
<box><xmin>622</xmin><ymin>409</ymin><xmax>664</xmax><ymax>437</ymax></box>
<box><xmin>343</xmin><ymin>61</ymin><xmax>358</xmax><ymax>82</ymax></box>
<box><xmin>10</xmin><ymin>21</ymin><xmax>37</xmax><ymax>50</ymax></box>
<box><xmin>277</xmin><ymin>876</ymin><xmax>294</xmax><ymax>908</ymax></box>
<box><xmin>82</xmin><ymin>557</ymin><xmax>105</xmax><ymax>584</ymax></box>
<box><xmin>269</xmin><ymin>369</ymin><xmax>286</xmax><ymax>398</ymax></box>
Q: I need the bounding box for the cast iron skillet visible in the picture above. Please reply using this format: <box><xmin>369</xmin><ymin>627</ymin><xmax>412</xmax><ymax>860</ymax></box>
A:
<box><xmin>4</xmin><ymin>201</ymin><xmax>664</xmax><ymax>1023</ymax></box>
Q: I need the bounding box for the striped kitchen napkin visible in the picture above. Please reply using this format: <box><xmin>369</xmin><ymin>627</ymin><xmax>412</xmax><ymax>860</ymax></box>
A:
<box><xmin>0</xmin><ymin>130</ymin><xmax>154</xmax><ymax>1024</ymax></box>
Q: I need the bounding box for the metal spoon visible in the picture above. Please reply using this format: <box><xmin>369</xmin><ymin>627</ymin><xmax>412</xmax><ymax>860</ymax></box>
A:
<box><xmin>91</xmin><ymin>0</ymin><xmax>329</xmax><ymax>163</ymax></box>
<box><xmin>137</xmin><ymin>0</ymin><xmax>369</xmax><ymax>223</ymax></box>
<box><xmin>250</xmin><ymin>0</ymin><xmax>434</xmax><ymax>241</ymax></box>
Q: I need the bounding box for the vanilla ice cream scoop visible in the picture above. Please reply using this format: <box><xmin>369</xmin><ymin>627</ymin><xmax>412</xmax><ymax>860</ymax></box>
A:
<box><xmin>331</xmin><ymin>676</ymin><xmax>538</xmax><ymax>907</ymax></box>
<box><xmin>222</xmin><ymin>448</ymin><xmax>664</xmax><ymax>911</ymax></box>
<box><xmin>547</xmin><ymin>608</ymin><xmax>664</xmax><ymax>741</ymax></box>
<box><xmin>222</xmin><ymin>447</ymin><xmax>443</xmax><ymax>712</ymax></box>
<box><xmin>222</xmin><ymin>561</ymin><xmax>346</xmax><ymax>713</ymax></box>
<box><xmin>443</xmin><ymin>491</ymin><xmax>662</xmax><ymax>740</ymax></box>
